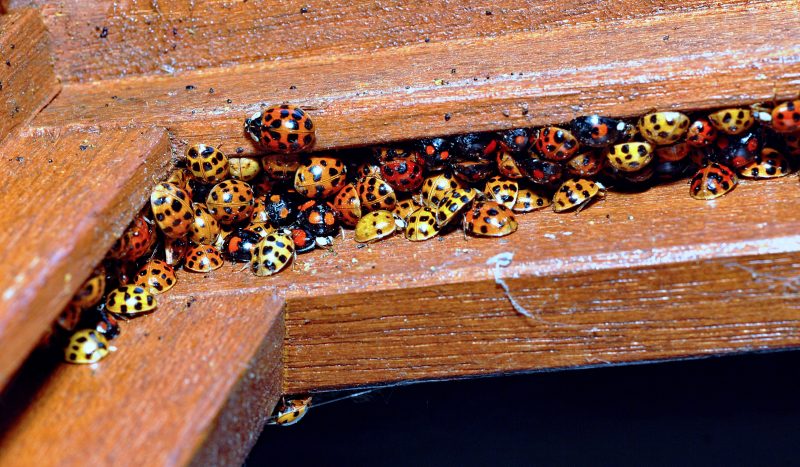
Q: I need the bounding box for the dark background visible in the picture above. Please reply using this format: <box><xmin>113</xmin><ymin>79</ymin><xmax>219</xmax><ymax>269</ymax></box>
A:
<box><xmin>247</xmin><ymin>351</ymin><xmax>800</xmax><ymax>466</ymax></box>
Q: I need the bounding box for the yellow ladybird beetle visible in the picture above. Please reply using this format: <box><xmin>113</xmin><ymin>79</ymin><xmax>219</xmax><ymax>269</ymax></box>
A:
<box><xmin>64</xmin><ymin>329</ymin><xmax>111</xmax><ymax>364</ymax></box>
<box><xmin>513</xmin><ymin>186</ymin><xmax>551</xmax><ymax>213</ymax></box>
<box><xmin>251</xmin><ymin>233</ymin><xmax>295</xmax><ymax>276</ymax></box>
<box><xmin>105</xmin><ymin>285</ymin><xmax>158</xmax><ymax>317</ymax></box>
<box><xmin>405</xmin><ymin>207</ymin><xmax>440</xmax><ymax>241</ymax></box>
<box><xmin>268</xmin><ymin>396</ymin><xmax>313</xmax><ymax>426</ymax></box>
<box><xmin>606</xmin><ymin>142</ymin><xmax>654</xmax><ymax>172</ymax></box>
<box><xmin>637</xmin><ymin>111</ymin><xmax>690</xmax><ymax>146</ymax></box>
<box><xmin>354</xmin><ymin>210</ymin><xmax>404</xmax><ymax>243</ymax></box>
<box><xmin>708</xmin><ymin>108</ymin><xmax>755</xmax><ymax>135</ymax></box>
<box><xmin>553</xmin><ymin>178</ymin><xmax>606</xmax><ymax>213</ymax></box>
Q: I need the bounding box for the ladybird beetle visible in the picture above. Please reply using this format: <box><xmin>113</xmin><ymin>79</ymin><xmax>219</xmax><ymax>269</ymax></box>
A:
<box><xmin>188</xmin><ymin>203</ymin><xmax>221</xmax><ymax>245</ymax></box>
<box><xmin>452</xmin><ymin>133</ymin><xmax>499</xmax><ymax>160</ymax></box>
<box><xmin>451</xmin><ymin>159</ymin><xmax>495</xmax><ymax>183</ymax></box>
<box><xmin>771</xmin><ymin>100</ymin><xmax>800</xmax><ymax>133</ymax></box>
<box><xmin>405</xmin><ymin>207</ymin><xmax>439</xmax><ymax>241</ymax></box>
<box><xmin>783</xmin><ymin>132</ymin><xmax>800</xmax><ymax>157</ymax></box>
<box><xmin>570</xmin><ymin>115</ymin><xmax>626</xmax><ymax>148</ymax></box>
<box><xmin>57</xmin><ymin>303</ymin><xmax>82</xmax><ymax>332</ymax></box>
<box><xmin>151</xmin><ymin>182</ymin><xmax>194</xmax><ymax>239</ymax></box>
<box><xmin>497</xmin><ymin>128</ymin><xmax>531</xmax><ymax>154</ymax></box>
<box><xmin>186</xmin><ymin>143</ymin><xmax>229</xmax><ymax>183</ymax></box>
<box><xmin>261</xmin><ymin>154</ymin><xmax>301</xmax><ymax>181</ymax></box>
<box><xmin>94</xmin><ymin>308</ymin><xmax>121</xmax><ymax>340</ymax></box>
<box><xmin>381</xmin><ymin>156</ymin><xmax>425</xmax><ymax>192</ymax></box>
<box><xmin>297</xmin><ymin>200</ymin><xmax>339</xmax><ymax>237</ymax></box>
<box><xmin>248</xmin><ymin>222</ymin><xmax>277</xmax><ymax>238</ymax></box>
<box><xmin>105</xmin><ymin>285</ymin><xmax>157</xmax><ymax>317</ymax></box>
<box><xmin>269</xmin><ymin>397</ymin><xmax>312</xmax><ymax>426</ymax></box>
<box><xmin>655</xmin><ymin>142</ymin><xmax>690</xmax><ymax>162</ymax></box>
<box><xmin>245</xmin><ymin>105</ymin><xmax>315</xmax><ymax>153</ymax></box>
<box><xmin>164</xmin><ymin>236</ymin><xmax>190</xmax><ymax>267</ymax></box>
<box><xmin>251</xmin><ymin>233</ymin><xmax>295</xmax><ymax>276</ymax></box>
<box><xmin>355</xmin><ymin>160</ymin><xmax>383</xmax><ymax>179</ymax></box>
<box><xmin>222</xmin><ymin>228</ymin><xmax>262</xmax><ymax>262</ymax></box>
<box><xmin>637</xmin><ymin>111</ymin><xmax>690</xmax><ymax>146</ymax></box>
<box><xmin>264</xmin><ymin>192</ymin><xmax>300</xmax><ymax>226</ymax></box>
<box><xmin>533</xmin><ymin>126</ymin><xmax>580</xmax><ymax>161</ymax></box>
<box><xmin>517</xmin><ymin>156</ymin><xmax>563</xmax><ymax>185</ymax></box>
<box><xmin>513</xmin><ymin>186</ymin><xmax>551</xmax><ymax>213</ymax></box>
<box><xmin>251</xmin><ymin>174</ymin><xmax>274</xmax><ymax>197</ymax></box>
<box><xmin>251</xmin><ymin>195</ymin><xmax>271</xmax><ymax>224</ymax></box>
<box><xmin>206</xmin><ymin>180</ymin><xmax>255</xmax><ymax>224</ymax></box>
<box><xmin>290</xmin><ymin>224</ymin><xmax>317</xmax><ymax>254</ymax></box>
<box><xmin>712</xmin><ymin>129</ymin><xmax>761</xmax><ymax>168</ymax></box>
<box><xmin>167</xmin><ymin>168</ymin><xmax>191</xmax><ymax>191</ymax></box>
<box><xmin>188</xmin><ymin>178</ymin><xmax>214</xmax><ymax>204</ymax></box>
<box><xmin>417</xmin><ymin>137</ymin><xmax>453</xmax><ymax>170</ymax></box>
<box><xmin>483</xmin><ymin>176</ymin><xmax>519</xmax><ymax>209</ymax></box>
<box><xmin>354</xmin><ymin>210</ymin><xmax>404</xmax><ymax>243</ymax></box>
<box><xmin>496</xmin><ymin>150</ymin><xmax>525</xmax><ymax>179</ymax></box>
<box><xmin>357</xmin><ymin>175</ymin><xmax>397</xmax><ymax>212</ymax></box>
<box><xmin>708</xmin><ymin>108</ymin><xmax>755</xmax><ymax>135</ymax></box>
<box><xmin>331</xmin><ymin>184</ymin><xmax>362</xmax><ymax>227</ymax></box>
<box><xmin>134</xmin><ymin>259</ymin><xmax>177</xmax><ymax>295</ymax></box>
<box><xmin>109</xmin><ymin>214</ymin><xmax>157</xmax><ymax>261</ymax></box>
<box><xmin>393</xmin><ymin>198</ymin><xmax>419</xmax><ymax>221</ymax></box>
<box><xmin>566</xmin><ymin>150</ymin><xmax>606</xmax><ymax>177</ymax></box>
<box><xmin>606</xmin><ymin>142</ymin><xmax>654</xmax><ymax>172</ymax></box>
<box><xmin>64</xmin><ymin>329</ymin><xmax>110</xmax><ymax>364</ymax></box>
<box><xmin>690</xmin><ymin>162</ymin><xmax>738</xmax><ymax>200</ymax></box>
<box><xmin>686</xmin><ymin>118</ymin><xmax>718</xmax><ymax>148</ymax></box>
<box><xmin>294</xmin><ymin>156</ymin><xmax>347</xmax><ymax>199</ymax></box>
<box><xmin>420</xmin><ymin>173</ymin><xmax>464</xmax><ymax>209</ymax></box>
<box><xmin>184</xmin><ymin>245</ymin><xmax>224</xmax><ymax>272</ymax></box>
<box><xmin>463</xmin><ymin>201</ymin><xmax>518</xmax><ymax>237</ymax></box>
<box><xmin>553</xmin><ymin>178</ymin><xmax>606</xmax><ymax>213</ymax></box>
<box><xmin>739</xmin><ymin>147</ymin><xmax>790</xmax><ymax>179</ymax></box>
<box><xmin>228</xmin><ymin>156</ymin><xmax>262</xmax><ymax>182</ymax></box>
<box><xmin>436</xmin><ymin>187</ymin><xmax>479</xmax><ymax>228</ymax></box>
<box><xmin>618</xmin><ymin>121</ymin><xmax>639</xmax><ymax>142</ymax></box>
<box><xmin>654</xmin><ymin>158</ymin><xmax>691</xmax><ymax>181</ymax></box>
<box><xmin>71</xmin><ymin>265</ymin><xmax>107</xmax><ymax>309</ymax></box>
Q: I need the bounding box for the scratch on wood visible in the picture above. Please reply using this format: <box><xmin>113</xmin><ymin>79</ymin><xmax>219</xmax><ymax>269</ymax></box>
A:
<box><xmin>725</xmin><ymin>262</ymin><xmax>800</xmax><ymax>293</ymax></box>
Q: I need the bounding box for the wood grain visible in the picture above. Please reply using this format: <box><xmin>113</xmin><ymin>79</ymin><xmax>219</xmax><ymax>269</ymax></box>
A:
<box><xmin>27</xmin><ymin>1</ymin><xmax>800</xmax><ymax>156</ymax></box>
<box><xmin>0</xmin><ymin>126</ymin><xmax>171</xmax><ymax>387</ymax></box>
<box><xmin>0</xmin><ymin>292</ymin><xmax>284</xmax><ymax>467</ymax></box>
<box><xmin>8</xmin><ymin>0</ymin><xmax>756</xmax><ymax>83</ymax></box>
<box><xmin>157</xmin><ymin>174</ymin><xmax>800</xmax><ymax>392</ymax></box>
<box><xmin>0</xmin><ymin>9</ymin><xmax>59</xmax><ymax>141</ymax></box>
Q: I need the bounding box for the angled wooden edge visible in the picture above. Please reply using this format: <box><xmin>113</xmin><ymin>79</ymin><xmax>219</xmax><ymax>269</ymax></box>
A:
<box><xmin>0</xmin><ymin>126</ymin><xmax>172</xmax><ymax>387</ymax></box>
<box><xmin>0</xmin><ymin>292</ymin><xmax>284</xmax><ymax>467</ymax></box>
<box><xmin>28</xmin><ymin>1</ymin><xmax>800</xmax><ymax>155</ymax></box>
<box><xmin>15</xmin><ymin>0</ymin><xmax>752</xmax><ymax>82</ymax></box>
<box><xmin>0</xmin><ymin>9</ymin><xmax>60</xmax><ymax>142</ymax></box>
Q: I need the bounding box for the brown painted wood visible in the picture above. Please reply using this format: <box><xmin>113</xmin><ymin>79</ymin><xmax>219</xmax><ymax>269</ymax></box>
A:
<box><xmin>0</xmin><ymin>126</ymin><xmax>171</xmax><ymax>387</ymax></box>
<box><xmin>27</xmin><ymin>1</ymin><xmax>800</xmax><ymax>156</ymax></box>
<box><xmin>0</xmin><ymin>9</ymin><xmax>59</xmax><ymax>141</ymax></box>
<box><xmin>153</xmin><ymin>175</ymin><xmax>800</xmax><ymax>392</ymax></box>
<box><xmin>0</xmin><ymin>292</ymin><xmax>284</xmax><ymax>467</ymax></box>
<box><xmin>10</xmin><ymin>0</ymin><xmax>756</xmax><ymax>83</ymax></box>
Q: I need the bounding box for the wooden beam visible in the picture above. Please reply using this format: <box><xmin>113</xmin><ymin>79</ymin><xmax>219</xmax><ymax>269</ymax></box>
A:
<box><xmin>0</xmin><ymin>292</ymin><xmax>284</xmax><ymax>467</ymax></box>
<box><xmin>0</xmin><ymin>9</ymin><xmax>59</xmax><ymax>141</ymax></box>
<box><xmin>15</xmin><ymin>0</ymin><xmax>758</xmax><ymax>82</ymax></box>
<box><xmin>0</xmin><ymin>126</ymin><xmax>171</xmax><ymax>387</ymax></box>
<box><xmin>28</xmin><ymin>1</ymin><xmax>800</xmax><ymax>155</ymax></box>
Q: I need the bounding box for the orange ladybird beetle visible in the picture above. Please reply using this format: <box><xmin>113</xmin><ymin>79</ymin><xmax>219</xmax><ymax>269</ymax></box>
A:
<box><xmin>420</xmin><ymin>173</ymin><xmax>464</xmax><ymax>209</ymax></box>
<box><xmin>331</xmin><ymin>184</ymin><xmax>362</xmax><ymax>227</ymax></box>
<box><xmin>206</xmin><ymin>180</ymin><xmax>255</xmax><ymax>224</ymax></box>
<box><xmin>57</xmin><ymin>303</ymin><xmax>82</xmax><ymax>332</ymax></box>
<box><xmin>134</xmin><ymin>259</ymin><xmax>177</xmax><ymax>295</ymax></box>
<box><xmin>188</xmin><ymin>203</ymin><xmax>221</xmax><ymax>245</ymax></box>
<box><xmin>533</xmin><ymin>126</ymin><xmax>580</xmax><ymax>161</ymax></box>
<box><xmin>184</xmin><ymin>245</ymin><xmax>224</xmax><ymax>272</ymax></box>
<box><xmin>690</xmin><ymin>162</ymin><xmax>738</xmax><ymax>200</ymax></box>
<box><xmin>463</xmin><ymin>201</ymin><xmax>518</xmax><ymax>237</ymax></box>
<box><xmin>150</xmin><ymin>182</ymin><xmax>194</xmax><ymax>239</ymax></box>
<box><xmin>770</xmin><ymin>100</ymin><xmax>800</xmax><ymax>133</ymax></box>
<box><xmin>245</xmin><ymin>105</ymin><xmax>315</xmax><ymax>153</ymax></box>
<box><xmin>655</xmin><ymin>142</ymin><xmax>690</xmax><ymax>162</ymax></box>
<box><xmin>70</xmin><ymin>265</ymin><xmax>107</xmax><ymax>309</ymax></box>
<box><xmin>381</xmin><ymin>155</ymin><xmax>425</xmax><ymax>192</ymax></box>
<box><xmin>294</xmin><ymin>156</ymin><xmax>347</xmax><ymax>199</ymax></box>
<box><xmin>738</xmin><ymin>147</ymin><xmax>790</xmax><ymax>179</ymax></box>
<box><xmin>566</xmin><ymin>150</ymin><xmax>606</xmax><ymax>177</ymax></box>
<box><xmin>686</xmin><ymin>118</ymin><xmax>718</xmax><ymax>148</ymax></box>
<box><xmin>109</xmin><ymin>214</ymin><xmax>157</xmax><ymax>261</ymax></box>
<box><xmin>483</xmin><ymin>176</ymin><xmax>519</xmax><ymax>209</ymax></box>
<box><xmin>261</xmin><ymin>154</ymin><xmax>301</xmax><ymax>181</ymax></box>
<box><xmin>357</xmin><ymin>175</ymin><xmax>397</xmax><ymax>212</ymax></box>
<box><xmin>186</xmin><ymin>143</ymin><xmax>229</xmax><ymax>183</ymax></box>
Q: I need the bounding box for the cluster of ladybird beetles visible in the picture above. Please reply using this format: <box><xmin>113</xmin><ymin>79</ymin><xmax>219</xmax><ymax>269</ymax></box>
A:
<box><xmin>55</xmin><ymin>99</ymin><xmax>800</xmax><ymax>366</ymax></box>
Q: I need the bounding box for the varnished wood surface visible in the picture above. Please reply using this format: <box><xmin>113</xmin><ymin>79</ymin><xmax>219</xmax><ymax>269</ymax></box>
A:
<box><xmin>0</xmin><ymin>126</ymin><xmax>171</xmax><ymax>387</ymax></box>
<box><xmin>154</xmin><ymin>175</ymin><xmax>800</xmax><ymax>392</ymax></box>
<box><xmin>9</xmin><ymin>0</ymin><xmax>758</xmax><ymax>83</ymax></box>
<box><xmin>28</xmin><ymin>1</ymin><xmax>800</xmax><ymax>155</ymax></box>
<box><xmin>0</xmin><ymin>9</ymin><xmax>59</xmax><ymax>141</ymax></box>
<box><xmin>0</xmin><ymin>292</ymin><xmax>284</xmax><ymax>467</ymax></box>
